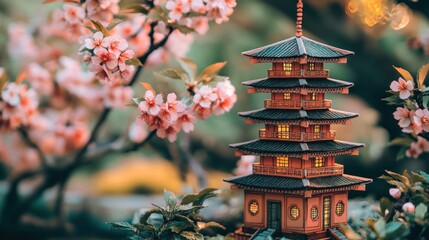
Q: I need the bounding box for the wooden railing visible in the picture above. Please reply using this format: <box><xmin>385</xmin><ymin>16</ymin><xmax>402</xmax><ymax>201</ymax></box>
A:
<box><xmin>267</xmin><ymin>69</ymin><xmax>330</xmax><ymax>78</ymax></box>
<box><xmin>259</xmin><ymin>129</ymin><xmax>336</xmax><ymax>141</ymax></box>
<box><xmin>253</xmin><ymin>163</ymin><xmax>344</xmax><ymax>178</ymax></box>
<box><xmin>264</xmin><ymin>99</ymin><xmax>331</xmax><ymax>110</ymax></box>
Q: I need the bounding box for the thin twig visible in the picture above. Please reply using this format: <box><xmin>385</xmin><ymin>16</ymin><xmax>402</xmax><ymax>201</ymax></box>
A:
<box><xmin>17</xmin><ymin>127</ymin><xmax>49</xmax><ymax>170</ymax></box>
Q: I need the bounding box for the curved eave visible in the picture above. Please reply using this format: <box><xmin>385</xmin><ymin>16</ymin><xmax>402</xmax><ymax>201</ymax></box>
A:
<box><xmin>242</xmin><ymin>36</ymin><xmax>354</xmax><ymax>62</ymax></box>
<box><xmin>224</xmin><ymin>174</ymin><xmax>371</xmax><ymax>191</ymax></box>
<box><xmin>230</xmin><ymin>139</ymin><xmax>363</xmax><ymax>157</ymax></box>
<box><xmin>242</xmin><ymin>78</ymin><xmax>354</xmax><ymax>90</ymax></box>
<box><xmin>239</xmin><ymin>109</ymin><xmax>358</xmax><ymax>124</ymax></box>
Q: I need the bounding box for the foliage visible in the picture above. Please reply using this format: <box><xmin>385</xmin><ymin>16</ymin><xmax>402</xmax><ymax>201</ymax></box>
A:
<box><xmin>384</xmin><ymin>64</ymin><xmax>429</xmax><ymax>159</ymax></box>
<box><xmin>358</xmin><ymin>170</ymin><xmax>429</xmax><ymax>239</ymax></box>
<box><xmin>109</xmin><ymin>188</ymin><xmax>226</xmax><ymax>240</ymax></box>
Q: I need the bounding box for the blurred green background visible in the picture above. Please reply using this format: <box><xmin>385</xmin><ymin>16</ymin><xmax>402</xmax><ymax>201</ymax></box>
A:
<box><xmin>1</xmin><ymin>0</ymin><xmax>429</xmax><ymax>237</ymax></box>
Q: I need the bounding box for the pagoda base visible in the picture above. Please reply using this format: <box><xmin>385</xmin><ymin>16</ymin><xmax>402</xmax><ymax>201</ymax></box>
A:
<box><xmin>233</xmin><ymin>226</ymin><xmax>335</xmax><ymax>240</ymax></box>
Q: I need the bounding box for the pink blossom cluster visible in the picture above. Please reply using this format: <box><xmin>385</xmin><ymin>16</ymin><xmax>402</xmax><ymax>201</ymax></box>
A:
<box><xmin>0</xmin><ymin>134</ymin><xmax>40</xmax><ymax>175</ymax></box>
<box><xmin>233</xmin><ymin>155</ymin><xmax>256</xmax><ymax>176</ymax></box>
<box><xmin>7</xmin><ymin>24</ymin><xmax>38</xmax><ymax>61</ymax></box>
<box><xmin>30</xmin><ymin>109</ymin><xmax>90</xmax><ymax>156</ymax></box>
<box><xmin>388</xmin><ymin>188</ymin><xmax>415</xmax><ymax>213</ymax></box>
<box><xmin>132</xmin><ymin>79</ymin><xmax>236</xmax><ymax>143</ymax></box>
<box><xmin>86</xmin><ymin>0</ymin><xmax>120</xmax><ymax>24</ymax></box>
<box><xmin>390</xmin><ymin>77</ymin><xmax>414</xmax><ymax>100</ymax></box>
<box><xmin>393</xmin><ymin>107</ymin><xmax>429</xmax><ymax>158</ymax></box>
<box><xmin>0</xmin><ymin>82</ymin><xmax>38</xmax><ymax>129</ymax></box>
<box><xmin>155</xmin><ymin>0</ymin><xmax>237</xmax><ymax>35</ymax></box>
<box><xmin>81</xmin><ymin>31</ymin><xmax>136</xmax><ymax>84</ymax></box>
<box><xmin>135</xmin><ymin>90</ymin><xmax>190</xmax><ymax>142</ymax></box>
<box><xmin>192</xmin><ymin>79</ymin><xmax>237</xmax><ymax>119</ymax></box>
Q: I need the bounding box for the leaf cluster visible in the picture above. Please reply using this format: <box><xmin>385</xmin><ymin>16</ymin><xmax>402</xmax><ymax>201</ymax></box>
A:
<box><xmin>109</xmin><ymin>188</ymin><xmax>225</xmax><ymax>240</ymax></box>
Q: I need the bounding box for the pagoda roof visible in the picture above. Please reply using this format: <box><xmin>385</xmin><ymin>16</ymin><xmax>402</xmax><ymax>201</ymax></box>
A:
<box><xmin>239</xmin><ymin>109</ymin><xmax>357</xmax><ymax>122</ymax></box>
<box><xmin>243</xmin><ymin>78</ymin><xmax>353</xmax><ymax>89</ymax></box>
<box><xmin>230</xmin><ymin>139</ymin><xmax>363</xmax><ymax>155</ymax></box>
<box><xmin>242</xmin><ymin>36</ymin><xmax>354</xmax><ymax>60</ymax></box>
<box><xmin>224</xmin><ymin>174</ymin><xmax>371</xmax><ymax>191</ymax></box>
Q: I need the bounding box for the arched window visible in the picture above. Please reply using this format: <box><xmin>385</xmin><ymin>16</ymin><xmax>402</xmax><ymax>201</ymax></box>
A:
<box><xmin>289</xmin><ymin>205</ymin><xmax>300</xmax><ymax>220</ymax></box>
<box><xmin>311</xmin><ymin>206</ymin><xmax>319</xmax><ymax>221</ymax></box>
<box><xmin>336</xmin><ymin>201</ymin><xmax>345</xmax><ymax>216</ymax></box>
<box><xmin>249</xmin><ymin>200</ymin><xmax>259</xmax><ymax>215</ymax></box>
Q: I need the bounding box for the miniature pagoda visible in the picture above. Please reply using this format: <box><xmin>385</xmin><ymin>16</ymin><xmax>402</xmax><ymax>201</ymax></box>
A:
<box><xmin>224</xmin><ymin>1</ymin><xmax>372</xmax><ymax>239</ymax></box>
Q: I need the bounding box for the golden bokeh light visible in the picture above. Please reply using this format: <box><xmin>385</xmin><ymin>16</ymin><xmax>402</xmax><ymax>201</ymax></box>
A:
<box><xmin>346</xmin><ymin>0</ymin><xmax>411</xmax><ymax>30</ymax></box>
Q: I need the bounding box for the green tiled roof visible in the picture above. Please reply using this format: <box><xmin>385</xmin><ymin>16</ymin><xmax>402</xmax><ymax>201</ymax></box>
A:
<box><xmin>242</xmin><ymin>36</ymin><xmax>354</xmax><ymax>59</ymax></box>
<box><xmin>230</xmin><ymin>140</ymin><xmax>363</xmax><ymax>154</ymax></box>
<box><xmin>239</xmin><ymin>109</ymin><xmax>357</xmax><ymax>121</ymax></box>
<box><xmin>243</xmin><ymin>78</ymin><xmax>353</xmax><ymax>89</ymax></box>
<box><xmin>224</xmin><ymin>174</ymin><xmax>371</xmax><ymax>190</ymax></box>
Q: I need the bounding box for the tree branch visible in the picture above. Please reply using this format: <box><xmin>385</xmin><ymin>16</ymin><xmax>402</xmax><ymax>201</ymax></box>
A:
<box><xmin>17</xmin><ymin>127</ymin><xmax>49</xmax><ymax>170</ymax></box>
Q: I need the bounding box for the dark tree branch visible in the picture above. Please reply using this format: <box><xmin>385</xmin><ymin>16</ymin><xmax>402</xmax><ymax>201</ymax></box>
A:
<box><xmin>17</xmin><ymin>127</ymin><xmax>49</xmax><ymax>170</ymax></box>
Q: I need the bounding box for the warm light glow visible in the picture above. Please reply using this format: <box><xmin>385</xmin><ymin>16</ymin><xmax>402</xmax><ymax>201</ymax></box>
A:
<box><xmin>346</xmin><ymin>0</ymin><xmax>411</xmax><ymax>30</ymax></box>
<box><xmin>249</xmin><ymin>201</ymin><xmax>259</xmax><ymax>215</ymax></box>
<box><xmin>290</xmin><ymin>205</ymin><xmax>300</xmax><ymax>220</ymax></box>
<box><xmin>276</xmin><ymin>156</ymin><xmax>289</xmax><ymax>167</ymax></box>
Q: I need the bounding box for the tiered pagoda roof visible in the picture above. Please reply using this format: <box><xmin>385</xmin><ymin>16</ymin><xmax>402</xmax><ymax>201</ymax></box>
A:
<box><xmin>225</xmin><ymin>174</ymin><xmax>371</xmax><ymax>191</ymax></box>
<box><xmin>243</xmin><ymin>78</ymin><xmax>353</xmax><ymax>90</ymax></box>
<box><xmin>239</xmin><ymin>109</ymin><xmax>357</xmax><ymax>123</ymax></box>
<box><xmin>230</xmin><ymin>140</ymin><xmax>363</xmax><ymax>156</ymax></box>
<box><xmin>242</xmin><ymin>36</ymin><xmax>354</xmax><ymax>62</ymax></box>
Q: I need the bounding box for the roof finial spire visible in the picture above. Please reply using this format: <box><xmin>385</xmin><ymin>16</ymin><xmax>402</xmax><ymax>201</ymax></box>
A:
<box><xmin>296</xmin><ymin>0</ymin><xmax>303</xmax><ymax>37</ymax></box>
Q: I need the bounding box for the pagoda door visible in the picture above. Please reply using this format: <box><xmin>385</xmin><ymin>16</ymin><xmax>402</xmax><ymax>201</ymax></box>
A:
<box><xmin>323</xmin><ymin>197</ymin><xmax>331</xmax><ymax>229</ymax></box>
<box><xmin>267</xmin><ymin>200</ymin><xmax>281</xmax><ymax>230</ymax></box>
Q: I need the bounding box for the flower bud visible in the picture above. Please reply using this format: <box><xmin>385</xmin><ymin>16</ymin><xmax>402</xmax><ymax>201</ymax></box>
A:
<box><xmin>402</xmin><ymin>202</ymin><xmax>415</xmax><ymax>213</ymax></box>
<box><xmin>389</xmin><ymin>188</ymin><xmax>402</xmax><ymax>199</ymax></box>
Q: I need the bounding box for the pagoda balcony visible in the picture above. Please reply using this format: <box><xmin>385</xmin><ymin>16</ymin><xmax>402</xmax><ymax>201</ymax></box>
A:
<box><xmin>267</xmin><ymin>69</ymin><xmax>330</xmax><ymax>78</ymax></box>
<box><xmin>264</xmin><ymin>99</ymin><xmax>332</xmax><ymax>110</ymax></box>
<box><xmin>259</xmin><ymin>129</ymin><xmax>336</xmax><ymax>141</ymax></box>
<box><xmin>252</xmin><ymin>163</ymin><xmax>344</xmax><ymax>178</ymax></box>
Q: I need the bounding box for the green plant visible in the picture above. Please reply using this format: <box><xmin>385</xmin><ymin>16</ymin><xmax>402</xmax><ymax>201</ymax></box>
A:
<box><xmin>109</xmin><ymin>188</ymin><xmax>225</xmax><ymax>240</ymax></box>
<box><xmin>362</xmin><ymin>170</ymin><xmax>429</xmax><ymax>239</ymax></box>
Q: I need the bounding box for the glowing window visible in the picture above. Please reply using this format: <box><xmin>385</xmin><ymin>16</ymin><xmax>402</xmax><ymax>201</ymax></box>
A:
<box><xmin>336</xmin><ymin>201</ymin><xmax>345</xmax><ymax>216</ymax></box>
<box><xmin>276</xmin><ymin>157</ymin><xmax>289</xmax><ymax>167</ymax></box>
<box><xmin>309</xmin><ymin>63</ymin><xmax>315</xmax><ymax>71</ymax></box>
<box><xmin>314</xmin><ymin>125</ymin><xmax>320</xmax><ymax>133</ymax></box>
<box><xmin>283</xmin><ymin>63</ymin><xmax>292</xmax><ymax>71</ymax></box>
<box><xmin>289</xmin><ymin>205</ymin><xmax>300</xmax><ymax>220</ymax></box>
<box><xmin>311</xmin><ymin>92</ymin><xmax>317</xmax><ymax>101</ymax></box>
<box><xmin>284</xmin><ymin>92</ymin><xmax>291</xmax><ymax>100</ymax></box>
<box><xmin>311</xmin><ymin>206</ymin><xmax>319</xmax><ymax>221</ymax></box>
<box><xmin>315</xmin><ymin>157</ymin><xmax>324</xmax><ymax>167</ymax></box>
<box><xmin>277</xmin><ymin>124</ymin><xmax>290</xmax><ymax>139</ymax></box>
<box><xmin>249</xmin><ymin>201</ymin><xmax>259</xmax><ymax>215</ymax></box>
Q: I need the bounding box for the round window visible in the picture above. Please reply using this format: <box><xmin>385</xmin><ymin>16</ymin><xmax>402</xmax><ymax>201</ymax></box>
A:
<box><xmin>336</xmin><ymin>201</ymin><xmax>345</xmax><ymax>216</ymax></box>
<box><xmin>249</xmin><ymin>200</ymin><xmax>259</xmax><ymax>215</ymax></box>
<box><xmin>289</xmin><ymin>204</ymin><xmax>300</xmax><ymax>220</ymax></box>
<box><xmin>310</xmin><ymin>206</ymin><xmax>319</xmax><ymax>221</ymax></box>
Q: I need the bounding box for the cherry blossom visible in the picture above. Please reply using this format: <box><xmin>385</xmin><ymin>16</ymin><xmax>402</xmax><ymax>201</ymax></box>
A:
<box><xmin>389</xmin><ymin>188</ymin><xmax>401</xmax><ymax>199</ymax></box>
<box><xmin>26</xmin><ymin>63</ymin><xmax>53</xmax><ymax>95</ymax></box>
<box><xmin>213</xmin><ymin>79</ymin><xmax>237</xmax><ymax>115</ymax></box>
<box><xmin>402</xmin><ymin>202</ymin><xmax>415</xmax><ymax>213</ymax></box>
<box><xmin>205</xmin><ymin>0</ymin><xmax>236</xmax><ymax>24</ymax></box>
<box><xmin>390</xmin><ymin>77</ymin><xmax>414</xmax><ymax>99</ymax></box>
<box><xmin>129</xmin><ymin>122</ymin><xmax>148</xmax><ymax>143</ymax></box>
<box><xmin>393</xmin><ymin>107</ymin><xmax>412</xmax><ymax>128</ymax></box>
<box><xmin>177</xmin><ymin>110</ymin><xmax>196</xmax><ymax>133</ymax></box>
<box><xmin>156</xmin><ymin>124</ymin><xmax>180</xmax><ymax>142</ymax></box>
<box><xmin>413</xmin><ymin>108</ymin><xmax>429</xmax><ymax>133</ymax></box>
<box><xmin>138</xmin><ymin>91</ymin><xmax>163</xmax><ymax>115</ymax></box>
<box><xmin>166</xmin><ymin>0</ymin><xmax>191</xmax><ymax>21</ymax></box>
<box><xmin>233</xmin><ymin>155</ymin><xmax>256</xmax><ymax>176</ymax></box>
<box><xmin>63</xmin><ymin>4</ymin><xmax>85</xmax><ymax>24</ymax></box>
<box><xmin>193</xmin><ymin>85</ymin><xmax>217</xmax><ymax>108</ymax></box>
<box><xmin>163</xmin><ymin>93</ymin><xmax>186</xmax><ymax>121</ymax></box>
<box><xmin>84</xmin><ymin>31</ymin><xmax>109</xmax><ymax>52</ymax></box>
<box><xmin>103</xmin><ymin>85</ymin><xmax>134</xmax><ymax>108</ymax></box>
<box><xmin>406</xmin><ymin>136</ymin><xmax>429</xmax><ymax>159</ymax></box>
<box><xmin>85</xmin><ymin>0</ymin><xmax>120</xmax><ymax>24</ymax></box>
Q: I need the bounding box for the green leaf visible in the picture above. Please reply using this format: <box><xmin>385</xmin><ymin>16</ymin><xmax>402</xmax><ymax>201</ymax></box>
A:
<box><xmin>109</xmin><ymin>222</ymin><xmax>135</xmax><ymax>232</ymax></box>
<box><xmin>156</xmin><ymin>69</ymin><xmax>189</xmax><ymax>82</ymax></box>
<box><xmin>197</xmin><ymin>62</ymin><xmax>227</xmax><ymax>83</ymax></box>
<box><xmin>126</xmin><ymin>57</ymin><xmax>143</xmax><ymax>67</ymax></box>
<box><xmin>106</xmin><ymin>20</ymin><xmax>122</xmax><ymax>31</ymax></box>
<box><xmin>180</xmin><ymin>231</ymin><xmax>204</xmax><ymax>240</ymax></box>
<box><xmin>164</xmin><ymin>189</ymin><xmax>178</xmax><ymax>211</ymax></box>
<box><xmin>177</xmin><ymin>25</ymin><xmax>194</xmax><ymax>34</ymax></box>
<box><xmin>139</xmin><ymin>208</ymin><xmax>165</xmax><ymax>224</ymax></box>
<box><xmin>0</xmin><ymin>72</ymin><xmax>8</xmax><ymax>91</ymax></box>
<box><xmin>192</xmin><ymin>188</ymin><xmax>218</xmax><ymax>206</ymax></box>
<box><xmin>418</xmin><ymin>64</ymin><xmax>429</xmax><ymax>89</ymax></box>
<box><xmin>380</xmin><ymin>197</ymin><xmax>393</xmax><ymax>217</ymax></box>
<box><xmin>90</xmin><ymin>20</ymin><xmax>108</xmax><ymax>36</ymax></box>
<box><xmin>163</xmin><ymin>220</ymin><xmax>194</xmax><ymax>234</ymax></box>
<box><xmin>388</xmin><ymin>137</ymin><xmax>414</xmax><ymax>147</ymax></box>
<box><xmin>148</xmin><ymin>7</ymin><xmax>167</xmax><ymax>21</ymax></box>
<box><xmin>393</xmin><ymin>65</ymin><xmax>414</xmax><ymax>82</ymax></box>
<box><xmin>386</xmin><ymin>170</ymin><xmax>411</xmax><ymax>189</ymax></box>
<box><xmin>176</xmin><ymin>205</ymin><xmax>205</xmax><ymax>216</ymax></box>
<box><xmin>178</xmin><ymin>58</ymin><xmax>197</xmax><ymax>82</ymax></box>
<box><xmin>202</xmin><ymin>221</ymin><xmax>225</xmax><ymax>230</ymax></box>
<box><xmin>382</xmin><ymin>94</ymin><xmax>403</xmax><ymax>106</ymax></box>
<box><xmin>415</xmin><ymin>203</ymin><xmax>428</xmax><ymax>219</ymax></box>
<box><xmin>121</xmin><ymin>4</ymin><xmax>150</xmax><ymax>15</ymax></box>
<box><xmin>419</xmin><ymin>171</ymin><xmax>429</xmax><ymax>182</ymax></box>
<box><xmin>384</xmin><ymin>221</ymin><xmax>405</xmax><ymax>239</ymax></box>
<box><xmin>373</xmin><ymin>218</ymin><xmax>386</xmax><ymax>238</ymax></box>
